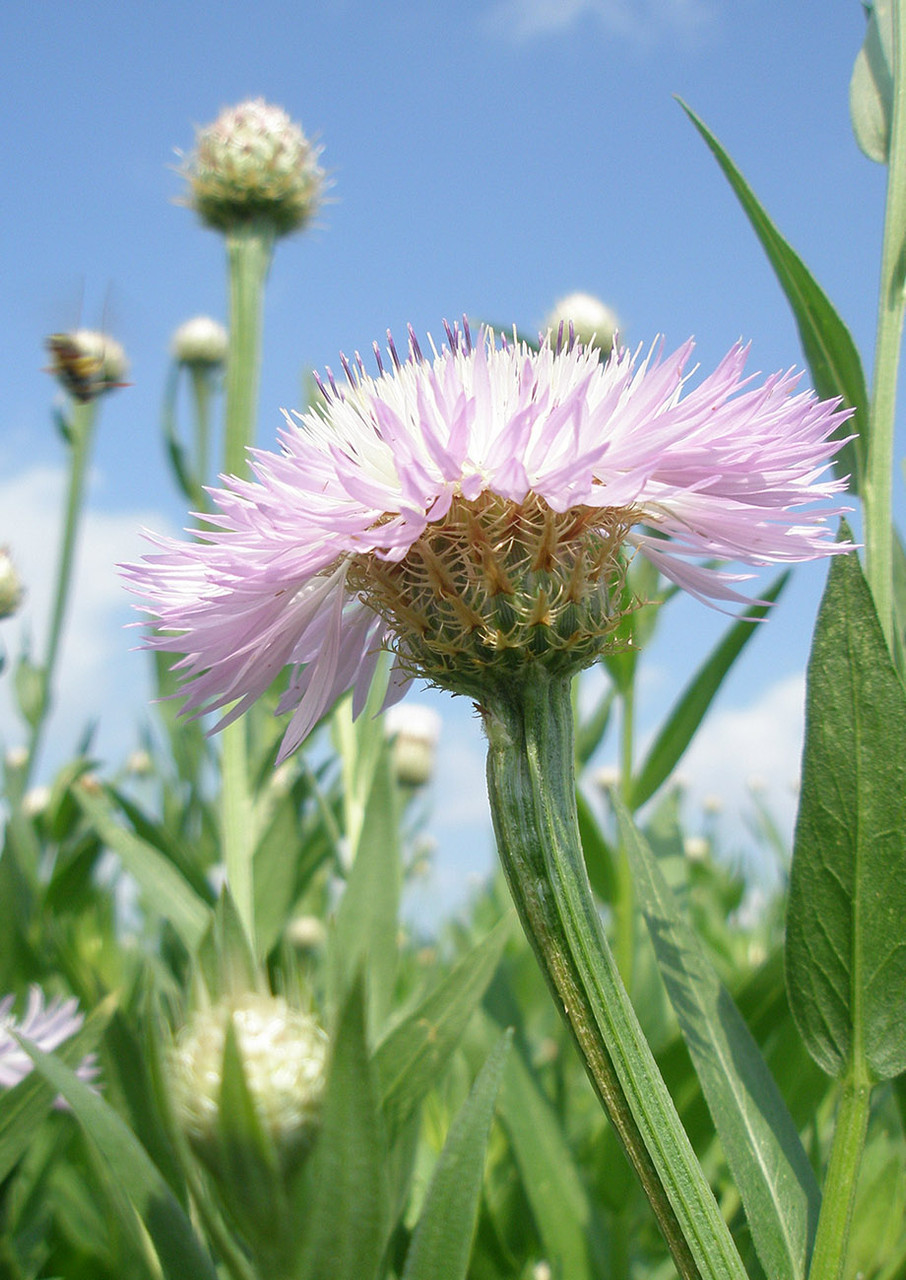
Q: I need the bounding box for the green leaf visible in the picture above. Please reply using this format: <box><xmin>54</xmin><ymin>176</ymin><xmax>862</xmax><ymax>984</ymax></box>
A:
<box><xmin>402</xmin><ymin>1031</ymin><xmax>511</xmax><ymax>1280</ymax></box>
<box><xmin>298</xmin><ymin>981</ymin><xmax>389</xmax><ymax>1280</ymax></box>
<box><xmin>15</xmin><ymin>1035</ymin><xmax>218</xmax><ymax>1280</ymax></box>
<box><xmin>327</xmin><ymin>745</ymin><xmax>401</xmax><ymax>1035</ymax></box>
<box><xmin>13</xmin><ymin>650</ymin><xmax>44</xmax><ymax>729</ymax></box>
<box><xmin>850</xmin><ymin>0</ymin><xmax>893</xmax><ymax>164</ymax></box>
<box><xmin>576</xmin><ymin>787</ymin><xmax>617</xmax><ymax>903</ymax></box>
<box><xmin>786</xmin><ymin>543</ymin><xmax>906</xmax><ymax>1081</ymax></box>
<box><xmin>632</xmin><ymin>573</ymin><xmax>788</xmax><ymax>809</ymax></box>
<box><xmin>373</xmin><ymin>917</ymin><xmax>510</xmax><ymax>1138</ymax></box>
<box><xmin>615</xmin><ymin>797</ymin><xmax>820</xmax><ymax>1280</ymax></box>
<box><xmin>494</xmin><ymin>1024</ymin><xmax>594</xmax><ymax>1280</ymax></box>
<box><xmin>74</xmin><ymin>784</ymin><xmax>211</xmax><ymax>951</ymax></box>
<box><xmin>681</xmin><ymin>101</ymin><xmax>868</xmax><ymax>491</ymax></box>
<box><xmin>891</xmin><ymin>525</ymin><xmax>906</xmax><ymax>675</ymax></box>
<box><xmin>575</xmin><ymin>683</ymin><xmax>614</xmax><ymax>767</ymax></box>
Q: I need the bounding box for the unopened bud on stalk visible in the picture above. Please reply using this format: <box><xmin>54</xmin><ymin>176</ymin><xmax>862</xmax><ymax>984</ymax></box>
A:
<box><xmin>171</xmin><ymin>315</ymin><xmax>229</xmax><ymax>369</ymax></box>
<box><xmin>0</xmin><ymin>549</ymin><xmax>24</xmax><ymax>620</ymax></box>
<box><xmin>385</xmin><ymin>703</ymin><xmax>442</xmax><ymax>787</ymax></box>
<box><xmin>544</xmin><ymin>292</ymin><xmax>619</xmax><ymax>357</ymax></box>
<box><xmin>169</xmin><ymin>993</ymin><xmax>328</xmax><ymax>1164</ymax></box>
<box><xmin>45</xmin><ymin>330</ymin><xmax>129</xmax><ymax>403</ymax></box>
<box><xmin>183</xmin><ymin>98</ymin><xmax>324</xmax><ymax>236</ymax></box>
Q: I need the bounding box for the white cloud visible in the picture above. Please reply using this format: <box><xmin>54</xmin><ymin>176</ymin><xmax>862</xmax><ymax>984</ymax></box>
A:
<box><xmin>671</xmin><ymin>672</ymin><xmax>805</xmax><ymax>875</ymax></box>
<box><xmin>0</xmin><ymin>465</ymin><xmax>172</xmax><ymax>776</ymax></box>
<box><xmin>484</xmin><ymin>0</ymin><xmax>717</xmax><ymax>43</ymax></box>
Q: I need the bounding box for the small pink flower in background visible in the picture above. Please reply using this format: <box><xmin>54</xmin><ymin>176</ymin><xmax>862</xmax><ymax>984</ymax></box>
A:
<box><xmin>125</xmin><ymin>323</ymin><xmax>852</xmax><ymax>761</ymax></box>
<box><xmin>0</xmin><ymin>987</ymin><xmax>97</xmax><ymax>1093</ymax></box>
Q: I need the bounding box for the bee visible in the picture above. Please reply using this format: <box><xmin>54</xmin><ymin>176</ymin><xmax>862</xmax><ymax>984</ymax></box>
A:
<box><xmin>45</xmin><ymin>328</ymin><xmax>129</xmax><ymax>403</ymax></box>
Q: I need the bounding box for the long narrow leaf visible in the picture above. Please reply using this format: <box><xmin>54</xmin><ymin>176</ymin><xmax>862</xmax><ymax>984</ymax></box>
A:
<box><xmin>75</xmin><ymin>785</ymin><xmax>210</xmax><ymax>950</ymax></box>
<box><xmin>632</xmin><ymin>573</ymin><xmax>788</xmax><ymax>809</ymax></box>
<box><xmin>374</xmin><ymin>917</ymin><xmax>510</xmax><ymax>1138</ymax></box>
<box><xmin>402</xmin><ymin>1031</ymin><xmax>511</xmax><ymax>1280</ymax></box>
<box><xmin>615</xmin><ymin>796</ymin><xmax>820</xmax><ymax>1280</ymax></box>
<box><xmin>298</xmin><ymin>981</ymin><xmax>389</xmax><ymax>1280</ymax></box>
<box><xmin>682</xmin><ymin>101</ymin><xmax>868</xmax><ymax>490</ymax></box>
<box><xmin>16</xmin><ymin>1036</ymin><xmax>218</xmax><ymax>1280</ymax></box>
<box><xmin>493</xmin><ymin>1021</ymin><xmax>594</xmax><ymax>1280</ymax></box>
<box><xmin>327</xmin><ymin>745</ymin><xmax>401</xmax><ymax>1035</ymax></box>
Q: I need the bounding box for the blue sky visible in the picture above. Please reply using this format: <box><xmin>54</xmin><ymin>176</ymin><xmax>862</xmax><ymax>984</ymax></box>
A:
<box><xmin>0</xmin><ymin>2</ymin><xmax>893</xmax><ymax>916</ymax></box>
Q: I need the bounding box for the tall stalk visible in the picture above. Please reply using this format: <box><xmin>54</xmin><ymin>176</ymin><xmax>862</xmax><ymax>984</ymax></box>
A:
<box><xmin>864</xmin><ymin>0</ymin><xmax>906</xmax><ymax>649</ymax></box>
<box><xmin>24</xmin><ymin>399</ymin><xmax>98</xmax><ymax>786</ymax></box>
<box><xmin>219</xmin><ymin>219</ymin><xmax>276</xmax><ymax>952</ymax></box>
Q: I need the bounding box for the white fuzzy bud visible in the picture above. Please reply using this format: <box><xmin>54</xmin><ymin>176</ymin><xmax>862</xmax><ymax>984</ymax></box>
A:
<box><xmin>169</xmin><ymin>994</ymin><xmax>328</xmax><ymax>1155</ymax></box>
<box><xmin>544</xmin><ymin>292</ymin><xmax>619</xmax><ymax>356</ymax></box>
<box><xmin>171</xmin><ymin>316</ymin><xmax>229</xmax><ymax>368</ymax></box>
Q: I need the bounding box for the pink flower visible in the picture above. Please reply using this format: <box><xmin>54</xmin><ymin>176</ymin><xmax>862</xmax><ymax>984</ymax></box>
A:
<box><xmin>0</xmin><ymin>987</ymin><xmax>97</xmax><ymax>1094</ymax></box>
<box><xmin>125</xmin><ymin>324</ymin><xmax>852</xmax><ymax>761</ymax></box>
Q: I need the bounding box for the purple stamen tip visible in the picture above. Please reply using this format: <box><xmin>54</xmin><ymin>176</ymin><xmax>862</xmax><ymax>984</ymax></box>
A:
<box><xmin>387</xmin><ymin>331</ymin><xmax>402</xmax><ymax>371</ymax></box>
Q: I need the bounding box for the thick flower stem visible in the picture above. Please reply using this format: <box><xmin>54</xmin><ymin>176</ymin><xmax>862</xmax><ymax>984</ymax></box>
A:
<box><xmin>224</xmin><ymin>221</ymin><xmax>274</xmax><ymax>477</ymax></box>
<box><xmin>483</xmin><ymin>668</ymin><xmax>746</xmax><ymax>1280</ymax></box>
<box><xmin>806</xmin><ymin>1072</ymin><xmax>872</xmax><ymax>1280</ymax></box>
<box><xmin>865</xmin><ymin>0</ymin><xmax>906</xmax><ymax>650</ymax></box>
<box><xmin>220</xmin><ymin>220</ymin><xmax>275</xmax><ymax>951</ymax></box>
<box><xmin>25</xmin><ymin>399</ymin><xmax>98</xmax><ymax>786</ymax></box>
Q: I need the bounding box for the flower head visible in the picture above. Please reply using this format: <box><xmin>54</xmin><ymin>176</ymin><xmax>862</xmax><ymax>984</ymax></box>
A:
<box><xmin>169</xmin><ymin>994</ymin><xmax>328</xmax><ymax>1158</ymax></box>
<box><xmin>126</xmin><ymin>324</ymin><xmax>852</xmax><ymax>761</ymax></box>
<box><xmin>0</xmin><ymin>987</ymin><xmax>97</xmax><ymax>1092</ymax></box>
<box><xmin>183</xmin><ymin>98</ymin><xmax>324</xmax><ymax>236</ymax></box>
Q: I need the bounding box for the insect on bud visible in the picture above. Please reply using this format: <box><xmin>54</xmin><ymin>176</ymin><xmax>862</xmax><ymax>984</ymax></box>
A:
<box><xmin>45</xmin><ymin>330</ymin><xmax>129</xmax><ymax>403</ymax></box>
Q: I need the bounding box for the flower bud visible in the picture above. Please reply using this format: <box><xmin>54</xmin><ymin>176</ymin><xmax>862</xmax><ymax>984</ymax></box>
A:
<box><xmin>286</xmin><ymin>914</ymin><xmax>327</xmax><ymax>952</ymax></box>
<box><xmin>183</xmin><ymin>98</ymin><xmax>324</xmax><ymax>236</ymax></box>
<box><xmin>544</xmin><ymin>292</ymin><xmax>619</xmax><ymax>357</ymax></box>
<box><xmin>45</xmin><ymin>330</ymin><xmax>129</xmax><ymax>402</ymax></box>
<box><xmin>0</xmin><ymin>548</ymin><xmax>24</xmax><ymax>620</ymax></box>
<box><xmin>169</xmin><ymin>993</ymin><xmax>328</xmax><ymax>1163</ymax></box>
<box><xmin>385</xmin><ymin>703</ymin><xmax>441</xmax><ymax>787</ymax></box>
<box><xmin>170</xmin><ymin>315</ymin><xmax>229</xmax><ymax>369</ymax></box>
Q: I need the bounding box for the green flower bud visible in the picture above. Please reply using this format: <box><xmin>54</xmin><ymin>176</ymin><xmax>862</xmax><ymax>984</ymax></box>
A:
<box><xmin>183</xmin><ymin>98</ymin><xmax>324</xmax><ymax>236</ymax></box>
<box><xmin>385</xmin><ymin>703</ymin><xmax>441</xmax><ymax>787</ymax></box>
<box><xmin>0</xmin><ymin>548</ymin><xmax>24</xmax><ymax>620</ymax></box>
<box><xmin>170</xmin><ymin>315</ymin><xmax>229</xmax><ymax>368</ymax></box>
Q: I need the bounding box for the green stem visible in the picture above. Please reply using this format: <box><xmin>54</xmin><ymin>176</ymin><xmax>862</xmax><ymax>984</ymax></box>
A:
<box><xmin>189</xmin><ymin>366</ymin><xmax>213</xmax><ymax>502</ymax></box>
<box><xmin>864</xmin><ymin>0</ymin><xmax>906</xmax><ymax>649</ymax></box>
<box><xmin>806</xmin><ymin>1073</ymin><xmax>872</xmax><ymax>1280</ymax></box>
<box><xmin>219</xmin><ymin>220</ymin><xmax>275</xmax><ymax>951</ymax></box>
<box><xmin>25</xmin><ymin>399</ymin><xmax>98</xmax><ymax>785</ymax></box>
<box><xmin>615</xmin><ymin>684</ymin><xmax>636</xmax><ymax>988</ymax></box>
<box><xmin>483</xmin><ymin>667</ymin><xmax>747</xmax><ymax>1280</ymax></box>
<box><xmin>224</xmin><ymin>220</ymin><xmax>275</xmax><ymax>477</ymax></box>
